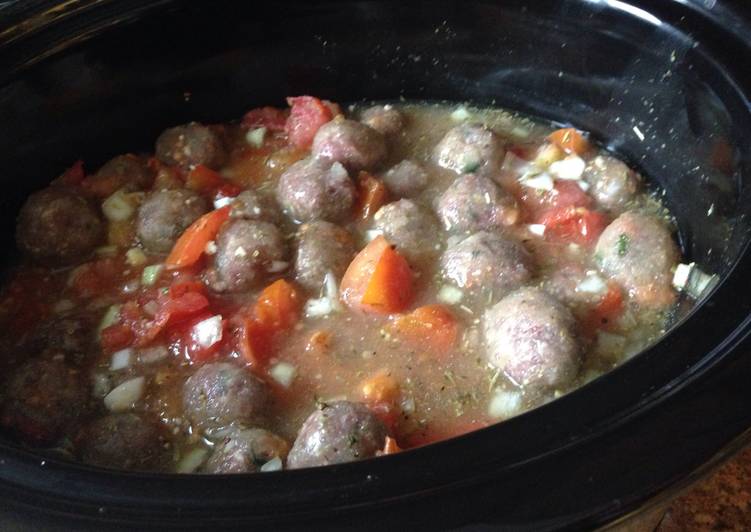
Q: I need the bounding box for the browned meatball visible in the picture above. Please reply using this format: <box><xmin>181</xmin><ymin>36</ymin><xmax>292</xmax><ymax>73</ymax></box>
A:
<box><xmin>204</xmin><ymin>428</ymin><xmax>290</xmax><ymax>474</ymax></box>
<box><xmin>90</xmin><ymin>154</ymin><xmax>155</xmax><ymax>192</ymax></box>
<box><xmin>372</xmin><ymin>200</ymin><xmax>440</xmax><ymax>261</ymax></box>
<box><xmin>230</xmin><ymin>189</ymin><xmax>281</xmax><ymax>223</ymax></box>
<box><xmin>432</xmin><ymin>123</ymin><xmax>505</xmax><ymax>176</ymax></box>
<box><xmin>209</xmin><ymin>219</ymin><xmax>288</xmax><ymax>292</ymax></box>
<box><xmin>183</xmin><ymin>363</ymin><xmax>268</xmax><ymax>431</ymax></box>
<box><xmin>584</xmin><ymin>155</ymin><xmax>641</xmax><ymax>213</ymax></box>
<box><xmin>136</xmin><ymin>189</ymin><xmax>208</xmax><ymax>253</ymax></box>
<box><xmin>435</xmin><ymin>174</ymin><xmax>520</xmax><ymax>233</ymax></box>
<box><xmin>287</xmin><ymin>401</ymin><xmax>387</xmax><ymax>469</ymax></box>
<box><xmin>360</xmin><ymin>105</ymin><xmax>405</xmax><ymax>136</ymax></box>
<box><xmin>27</xmin><ymin>315</ymin><xmax>94</xmax><ymax>361</ymax></box>
<box><xmin>276</xmin><ymin>157</ymin><xmax>355</xmax><ymax>223</ymax></box>
<box><xmin>1</xmin><ymin>357</ymin><xmax>90</xmax><ymax>444</ymax></box>
<box><xmin>440</xmin><ymin>231</ymin><xmax>533</xmax><ymax>305</ymax></box>
<box><xmin>16</xmin><ymin>187</ymin><xmax>103</xmax><ymax>265</ymax></box>
<box><xmin>155</xmin><ymin>122</ymin><xmax>226</xmax><ymax>170</ymax></box>
<box><xmin>382</xmin><ymin>160</ymin><xmax>429</xmax><ymax>197</ymax></box>
<box><xmin>595</xmin><ymin>211</ymin><xmax>679</xmax><ymax>308</ymax></box>
<box><xmin>293</xmin><ymin>221</ymin><xmax>355</xmax><ymax>293</ymax></box>
<box><xmin>312</xmin><ymin>119</ymin><xmax>387</xmax><ymax>172</ymax></box>
<box><xmin>78</xmin><ymin>413</ymin><xmax>170</xmax><ymax>472</ymax></box>
<box><xmin>483</xmin><ymin>287</ymin><xmax>580</xmax><ymax>393</ymax></box>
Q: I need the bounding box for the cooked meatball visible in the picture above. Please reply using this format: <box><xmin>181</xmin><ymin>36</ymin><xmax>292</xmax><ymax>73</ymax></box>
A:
<box><xmin>595</xmin><ymin>211</ymin><xmax>679</xmax><ymax>308</ymax></box>
<box><xmin>183</xmin><ymin>363</ymin><xmax>268</xmax><ymax>431</ymax></box>
<box><xmin>287</xmin><ymin>401</ymin><xmax>387</xmax><ymax>469</ymax></box>
<box><xmin>91</xmin><ymin>154</ymin><xmax>155</xmax><ymax>192</ymax></box>
<box><xmin>136</xmin><ymin>189</ymin><xmax>208</xmax><ymax>253</ymax></box>
<box><xmin>584</xmin><ymin>155</ymin><xmax>641</xmax><ymax>213</ymax></box>
<box><xmin>276</xmin><ymin>157</ymin><xmax>355</xmax><ymax>223</ymax></box>
<box><xmin>382</xmin><ymin>160</ymin><xmax>429</xmax><ymax>197</ymax></box>
<box><xmin>435</xmin><ymin>174</ymin><xmax>520</xmax><ymax>233</ymax></box>
<box><xmin>360</xmin><ymin>105</ymin><xmax>405</xmax><ymax>136</ymax></box>
<box><xmin>230</xmin><ymin>189</ymin><xmax>281</xmax><ymax>223</ymax></box>
<box><xmin>27</xmin><ymin>315</ymin><xmax>94</xmax><ymax>360</ymax></box>
<box><xmin>78</xmin><ymin>413</ymin><xmax>170</xmax><ymax>471</ymax></box>
<box><xmin>433</xmin><ymin>123</ymin><xmax>505</xmax><ymax>176</ymax></box>
<box><xmin>312</xmin><ymin>119</ymin><xmax>387</xmax><ymax>172</ymax></box>
<box><xmin>293</xmin><ymin>221</ymin><xmax>355</xmax><ymax>293</ymax></box>
<box><xmin>209</xmin><ymin>219</ymin><xmax>288</xmax><ymax>292</ymax></box>
<box><xmin>483</xmin><ymin>287</ymin><xmax>580</xmax><ymax>393</ymax></box>
<box><xmin>441</xmin><ymin>231</ymin><xmax>533</xmax><ymax>305</ymax></box>
<box><xmin>542</xmin><ymin>262</ymin><xmax>604</xmax><ymax>309</ymax></box>
<box><xmin>155</xmin><ymin>122</ymin><xmax>226</xmax><ymax>170</ymax></box>
<box><xmin>372</xmin><ymin>200</ymin><xmax>440</xmax><ymax>260</ymax></box>
<box><xmin>1</xmin><ymin>357</ymin><xmax>90</xmax><ymax>443</ymax></box>
<box><xmin>16</xmin><ymin>187</ymin><xmax>103</xmax><ymax>265</ymax></box>
<box><xmin>204</xmin><ymin>428</ymin><xmax>290</xmax><ymax>474</ymax></box>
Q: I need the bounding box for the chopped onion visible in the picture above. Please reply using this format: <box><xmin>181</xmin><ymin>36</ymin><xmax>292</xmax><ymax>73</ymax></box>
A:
<box><xmin>364</xmin><ymin>229</ymin><xmax>383</xmax><ymax>242</ymax></box>
<box><xmin>437</xmin><ymin>284</ymin><xmax>463</xmax><ymax>305</ymax></box>
<box><xmin>141</xmin><ymin>264</ymin><xmax>164</xmax><ymax>286</ymax></box>
<box><xmin>450</xmin><ymin>106</ymin><xmax>471</xmax><ymax>122</ymax></box>
<box><xmin>213</xmin><ymin>196</ymin><xmax>234</xmax><ymax>209</ymax></box>
<box><xmin>245</xmin><ymin>126</ymin><xmax>267</xmax><ymax>148</ymax></box>
<box><xmin>500</xmin><ymin>152</ymin><xmax>534</xmax><ymax>175</ymax></box>
<box><xmin>176</xmin><ymin>447</ymin><xmax>209</xmax><ymax>474</ymax></box>
<box><xmin>548</xmin><ymin>155</ymin><xmax>586</xmax><ymax>180</ymax></box>
<box><xmin>520</xmin><ymin>172</ymin><xmax>554</xmax><ymax>191</ymax></box>
<box><xmin>575</xmin><ymin>272</ymin><xmax>607</xmax><ymax>294</ymax></box>
<box><xmin>110</xmin><ymin>348</ymin><xmax>133</xmax><ymax>371</ymax></box>
<box><xmin>192</xmin><ymin>315</ymin><xmax>223</xmax><ymax>349</ymax></box>
<box><xmin>260</xmin><ymin>456</ymin><xmax>283</xmax><ymax>472</ymax></box>
<box><xmin>576</xmin><ymin>179</ymin><xmax>590</xmax><ymax>192</ymax></box>
<box><xmin>97</xmin><ymin>304</ymin><xmax>121</xmax><ymax>333</ymax></box>
<box><xmin>510</xmin><ymin>126</ymin><xmax>530</xmax><ymax>138</ymax></box>
<box><xmin>488</xmin><ymin>389</ymin><xmax>523</xmax><ymax>419</ymax></box>
<box><xmin>304</xmin><ymin>272</ymin><xmax>342</xmax><ymax>317</ymax></box>
<box><xmin>103</xmin><ymin>376</ymin><xmax>145</xmax><ymax>412</ymax></box>
<box><xmin>138</xmin><ymin>345</ymin><xmax>169</xmax><ymax>365</ymax></box>
<box><xmin>672</xmin><ymin>262</ymin><xmax>718</xmax><ymax>299</ymax></box>
<box><xmin>266</xmin><ymin>260</ymin><xmax>289</xmax><ymax>273</ymax></box>
<box><xmin>527</xmin><ymin>224</ymin><xmax>546</xmax><ymax>237</ymax></box>
<box><xmin>125</xmin><ymin>248</ymin><xmax>148</xmax><ymax>266</ymax></box>
<box><xmin>205</xmin><ymin>240</ymin><xmax>218</xmax><ymax>255</ymax></box>
<box><xmin>102</xmin><ymin>189</ymin><xmax>136</xmax><ymax>222</ymax></box>
<box><xmin>400</xmin><ymin>397</ymin><xmax>416</xmax><ymax>415</ymax></box>
<box><xmin>594</xmin><ymin>331</ymin><xmax>627</xmax><ymax>359</ymax></box>
<box><xmin>91</xmin><ymin>373</ymin><xmax>112</xmax><ymax>398</ymax></box>
<box><xmin>269</xmin><ymin>362</ymin><xmax>297</xmax><ymax>388</ymax></box>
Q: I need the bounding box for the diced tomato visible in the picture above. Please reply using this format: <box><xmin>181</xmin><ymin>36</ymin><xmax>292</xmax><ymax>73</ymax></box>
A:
<box><xmin>548</xmin><ymin>127</ymin><xmax>590</xmax><ymax>156</ymax></box>
<box><xmin>165</xmin><ymin>206</ymin><xmax>231</xmax><ymax>270</ymax></box>
<box><xmin>519</xmin><ymin>180</ymin><xmax>593</xmax><ymax>223</ymax></box>
<box><xmin>540</xmin><ymin>206</ymin><xmax>609</xmax><ymax>246</ymax></box>
<box><xmin>381</xmin><ymin>436</ymin><xmax>402</xmax><ymax>455</ymax></box>
<box><xmin>185</xmin><ymin>164</ymin><xmax>224</xmax><ymax>194</ymax></box>
<box><xmin>100</xmin><ymin>324</ymin><xmax>135</xmax><ymax>352</ymax></box>
<box><xmin>170</xmin><ymin>311</ymin><xmax>224</xmax><ymax>363</ymax></box>
<box><xmin>159</xmin><ymin>291</ymin><xmax>210</xmax><ymax>325</ymax></box>
<box><xmin>58</xmin><ymin>160</ymin><xmax>85</xmax><ymax>186</ymax></box>
<box><xmin>239</xmin><ymin>317</ymin><xmax>273</xmax><ymax>367</ymax></box>
<box><xmin>242</xmin><ymin>106</ymin><xmax>288</xmax><ymax>131</ymax></box>
<box><xmin>285</xmin><ymin>96</ymin><xmax>334</xmax><ymax>149</ymax></box>
<box><xmin>582</xmin><ymin>283</ymin><xmax>624</xmax><ymax>335</ymax></box>
<box><xmin>214</xmin><ymin>182</ymin><xmax>243</xmax><ymax>203</ymax></box>
<box><xmin>390</xmin><ymin>305</ymin><xmax>459</xmax><ymax>356</ymax></box>
<box><xmin>169</xmin><ymin>276</ymin><xmax>207</xmax><ymax>298</ymax></box>
<box><xmin>355</xmin><ymin>172</ymin><xmax>388</xmax><ymax>220</ymax></box>
<box><xmin>70</xmin><ymin>257</ymin><xmax>126</xmax><ymax>298</ymax></box>
<box><xmin>360</xmin><ymin>370</ymin><xmax>400</xmax><ymax>405</ymax></box>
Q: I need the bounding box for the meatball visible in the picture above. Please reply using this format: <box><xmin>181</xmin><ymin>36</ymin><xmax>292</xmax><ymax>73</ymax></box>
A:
<box><xmin>293</xmin><ymin>221</ymin><xmax>355</xmax><ymax>293</ymax></box>
<box><xmin>542</xmin><ymin>262</ymin><xmax>604</xmax><ymax>310</ymax></box>
<box><xmin>382</xmin><ymin>160</ymin><xmax>429</xmax><ymax>197</ymax></box>
<box><xmin>432</xmin><ymin>123</ymin><xmax>505</xmax><ymax>176</ymax></box>
<box><xmin>155</xmin><ymin>122</ymin><xmax>226</xmax><ymax>170</ymax></box>
<box><xmin>27</xmin><ymin>315</ymin><xmax>94</xmax><ymax>360</ymax></box>
<box><xmin>16</xmin><ymin>187</ymin><xmax>103</xmax><ymax>265</ymax></box>
<box><xmin>435</xmin><ymin>174</ymin><xmax>520</xmax><ymax>233</ymax></box>
<box><xmin>209</xmin><ymin>219</ymin><xmax>288</xmax><ymax>292</ymax></box>
<box><xmin>595</xmin><ymin>211</ymin><xmax>679</xmax><ymax>308</ymax></box>
<box><xmin>78</xmin><ymin>414</ymin><xmax>170</xmax><ymax>472</ymax></box>
<box><xmin>276</xmin><ymin>157</ymin><xmax>355</xmax><ymax>223</ymax></box>
<box><xmin>584</xmin><ymin>155</ymin><xmax>641</xmax><ymax>213</ymax></box>
<box><xmin>372</xmin><ymin>200</ymin><xmax>440</xmax><ymax>260</ymax></box>
<box><xmin>1</xmin><ymin>357</ymin><xmax>90</xmax><ymax>443</ymax></box>
<box><xmin>136</xmin><ymin>189</ymin><xmax>208</xmax><ymax>253</ymax></box>
<box><xmin>311</xmin><ymin>119</ymin><xmax>387</xmax><ymax>172</ymax></box>
<box><xmin>440</xmin><ymin>231</ymin><xmax>533</xmax><ymax>305</ymax></box>
<box><xmin>287</xmin><ymin>401</ymin><xmax>387</xmax><ymax>469</ymax></box>
<box><xmin>183</xmin><ymin>363</ymin><xmax>268</xmax><ymax>431</ymax></box>
<box><xmin>204</xmin><ymin>428</ymin><xmax>290</xmax><ymax>474</ymax></box>
<box><xmin>360</xmin><ymin>105</ymin><xmax>404</xmax><ymax>136</ymax></box>
<box><xmin>230</xmin><ymin>189</ymin><xmax>281</xmax><ymax>223</ymax></box>
<box><xmin>483</xmin><ymin>287</ymin><xmax>580</xmax><ymax>393</ymax></box>
<box><xmin>90</xmin><ymin>154</ymin><xmax>155</xmax><ymax>192</ymax></box>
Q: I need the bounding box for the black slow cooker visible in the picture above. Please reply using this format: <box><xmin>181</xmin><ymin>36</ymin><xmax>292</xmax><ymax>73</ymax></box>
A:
<box><xmin>0</xmin><ymin>1</ymin><xmax>749</xmax><ymax>530</ymax></box>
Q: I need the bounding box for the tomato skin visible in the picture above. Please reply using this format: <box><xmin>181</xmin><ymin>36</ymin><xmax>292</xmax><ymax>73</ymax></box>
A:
<box><xmin>170</xmin><ymin>311</ymin><xmax>224</xmax><ymax>363</ymax></box>
<box><xmin>520</xmin><ymin>180</ymin><xmax>593</xmax><ymax>223</ymax></box>
<box><xmin>582</xmin><ymin>283</ymin><xmax>624</xmax><ymax>335</ymax></box>
<box><xmin>100</xmin><ymin>324</ymin><xmax>135</xmax><ymax>352</ymax></box>
<box><xmin>242</xmin><ymin>106</ymin><xmax>288</xmax><ymax>131</ymax></box>
<box><xmin>285</xmin><ymin>96</ymin><xmax>334</xmax><ymax>149</ymax></box>
<box><xmin>355</xmin><ymin>172</ymin><xmax>388</xmax><ymax>220</ymax></box>
<box><xmin>540</xmin><ymin>206</ymin><xmax>609</xmax><ymax>246</ymax></box>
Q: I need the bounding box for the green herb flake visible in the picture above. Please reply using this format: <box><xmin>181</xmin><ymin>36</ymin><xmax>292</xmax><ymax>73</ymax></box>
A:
<box><xmin>616</xmin><ymin>233</ymin><xmax>630</xmax><ymax>257</ymax></box>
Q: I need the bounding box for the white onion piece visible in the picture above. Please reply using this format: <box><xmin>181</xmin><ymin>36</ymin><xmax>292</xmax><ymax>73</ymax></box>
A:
<box><xmin>103</xmin><ymin>376</ymin><xmax>145</xmax><ymax>412</ymax></box>
<box><xmin>91</xmin><ymin>373</ymin><xmax>112</xmax><ymax>399</ymax></box>
<box><xmin>304</xmin><ymin>297</ymin><xmax>334</xmax><ymax>318</ymax></box>
<box><xmin>138</xmin><ymin>345</ymin><xmax>169</xmax><ymax>365</ymax></box>
<box><xmin>575</xmin><ymin>273</ymin><xmax>607</xmax><ymax>294</ymax></box>
<box><xmin>450</xmin><ymin>106</ymin><xmax>471</xmax><ymax>122</ymax></box>
<box><xmin>520</xmin><ymin>172</ymin><xmax>554</xmax><ymax>191</ymax></box>
<box><xmin>97</xmin><ymin>304</ymin><xmax>121</xmax><ymax>333</ymax></box>
<box><xmin>672</xmin><ymin>262</ymin><xmax>717</xmax><ymax>300</ymax></box>
<box><xmin>672</xmin><ymin>263</ymin><xmax>692</xmax><ymax>291</ymax></box>
<box><xmin>245</xmin><ymin>126</ymin><xmax>267</xmax><ymax>148</ymax></box>
<box><xmin>267</xmin><ymin>260</ymin><xmax>289</xmax><ymax>273</ymax></box>
<box><xmin>260</xmin><ymin>456</ymin><xmax>283</xmax><ymax>472</ymax></box>
<box><xmin>176</xmin><ymin>447</ymin><xmax>209</xmax><ymax>474</ymax></box>
<box><xmin>527</xmin><ymin>224</ymin><xmax>546</xmax><ymax>237</ymax></box>
<box><xmin>269</xmin><ymin>362</ymin><xmax>297</xmax><ymax>388</ymax></box>
<box><xmin>102</xmin><ymin>189</ymin><xmax>136</xmax><ymax>222</ymax></box>
<box><xmin>192</xmin><ymin>315</ymin><xmax>223</xmax><ymax>349</ymax></box>
<box><xmin>576</xmin><ymin>179</ymin><xmax>590</xmax><ymax>192</ymax></box>
<box><xmin>548</xmin><ymin>155</ymin><xmax>586</xmax><ymax>180</ymax></box>
<box><xmin>110</xmin><ymin>348</ymin><xmax>133</xmax><ymax>371</ymax></box>
<box><xmin>488</xmin><ymin>389</ymin><xmax>523</xmax><ymax>419</ymax></box>
<box><xmin>213</xmin><ymin>196</ymin><xmax>234</xmax><ymax>209</ymax></box>
<box><xmin>364</xmin><ymin>229</ymin><xmax>383</xmax><ymax>242</ymax></box>
<box><xmin>437</xmin><ymin>284</ymin><xmax>463</xmax><ymax>305</ymax></box>
<box><xmin>125</xmin><ymin>248</ymin><xmax>147</xmax><ymax>266</ymax></box>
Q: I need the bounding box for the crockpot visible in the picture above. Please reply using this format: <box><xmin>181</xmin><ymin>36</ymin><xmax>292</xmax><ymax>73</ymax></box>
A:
<box><xmin>0</xmin><ymin>1</ymin><xmax>749</xmax><ymax>530</ymax></box>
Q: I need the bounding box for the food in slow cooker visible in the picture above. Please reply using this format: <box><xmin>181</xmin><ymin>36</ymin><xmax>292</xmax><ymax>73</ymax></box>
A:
<box><xmin>0</xmin><ymin>97</ymin><xmax>706</xmax><ymax>473</ymax></box>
